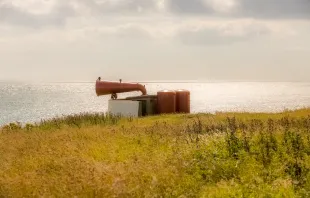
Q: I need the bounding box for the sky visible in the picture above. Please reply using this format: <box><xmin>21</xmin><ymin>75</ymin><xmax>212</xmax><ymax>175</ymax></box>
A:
<box><xmin>0</xmin><ymin>0</ymin><xmax>309</xmax><ymax>82</ymax></box>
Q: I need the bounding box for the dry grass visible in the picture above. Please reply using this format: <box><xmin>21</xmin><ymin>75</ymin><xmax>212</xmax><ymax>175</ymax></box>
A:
<box><xmin>1</xmin><ymin>109</ymin><xmax>310</xmax><ymax>197</ymax></box>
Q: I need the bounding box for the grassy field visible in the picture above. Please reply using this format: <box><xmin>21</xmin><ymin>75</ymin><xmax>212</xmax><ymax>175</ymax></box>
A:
<box><xmin>2</xmin><ymin>109</ymin><xmax>310</xmax><ymax>197</ymax></box>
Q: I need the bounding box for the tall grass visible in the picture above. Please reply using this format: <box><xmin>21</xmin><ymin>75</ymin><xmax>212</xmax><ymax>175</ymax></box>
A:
<box><xmin>1</xmin><ymin>113</ymin><xmax>125</xmax><ymax>132</ymax></box>
<box><xmin>1</xmin><ymin>109</ymin><xmax>310</xmax><ymax>197</ymax></box>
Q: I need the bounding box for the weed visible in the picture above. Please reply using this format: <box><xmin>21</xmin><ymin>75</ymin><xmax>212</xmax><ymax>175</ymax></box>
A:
<box><xmin>1</xmin><ymin>109</ymin><xmax>310</xmax><ymax>197</ymax></box>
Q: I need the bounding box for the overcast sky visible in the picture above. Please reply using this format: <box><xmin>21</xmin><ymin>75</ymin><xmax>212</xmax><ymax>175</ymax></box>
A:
<box><xmin>0</xmin><ymin>0</ymin><xmax>309</xmax><ymax>82</ymax></box>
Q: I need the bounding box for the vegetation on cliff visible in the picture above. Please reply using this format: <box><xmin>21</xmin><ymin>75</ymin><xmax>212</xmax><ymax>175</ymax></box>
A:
<box><xmin>1</xmin><ymin>109</ymin><xmax>310</xmax><ymax>197</ymax></box>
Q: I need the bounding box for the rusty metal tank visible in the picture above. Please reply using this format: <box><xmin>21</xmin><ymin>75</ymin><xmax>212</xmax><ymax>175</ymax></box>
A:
<box><xmin>157</xmin><ymin>90</ymin><xmax>176</xmax><ymax>114</ymax></box>
<box><xmin>96</xmin><ymin>79</ymin><xmax>147</xmax><ymax>97</ymax></box>
<box><xmin>175</xmin><ymin>89</ymin><xmax>190</xmax><ymax>113</ymax></box>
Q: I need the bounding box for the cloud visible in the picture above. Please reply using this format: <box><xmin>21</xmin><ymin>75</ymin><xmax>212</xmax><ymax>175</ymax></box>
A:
<box><xmin>72</xmin><ymin>0</ymin><xmax>310</xmax><ymax>19</ymax></box>
<box><xmin>237</xmin><ymin>0</ymin><xmax>310</xmax><ymax>19</ymax></box>
<box><xmin>167</xmin><ymin>0</ymin><xmax>310</xmax><ymax>19</ymax></box>
<box><xmin>177</xmin><ymin>21</ymin><xmax>272</xmax><ymax>45</ymax></box>
<box><xmin>168</xmin><ymin>0</ymin><xmax>214</xmax><ymax>14</ymax></box>
<box><xmin>0</xmin><ymin>0</ymin><xmax>75</xmax><ymax>28</ymax></box>
<box><xmin>0</xmin><ymin>0</ymin><xmax>303</xmax><ymax>48</ymax></box>
<box><xmin>70</xmin><ymin>0</ymin><xmax>160</xmax><ymax>15</ymax></box>
<box><xmin>89</xmin><ymin>23</ymin><xmax>154</xmax><ymax>40</ymax></box>
<box><xmin>0</xmin><ymin>0</ymin><xmax>309</xmax><ymax>29</ymax></box>
<box><xmin>0</xmin><ymin>15</ymin><xmax>291</xmax><ymax>48</ymax></box>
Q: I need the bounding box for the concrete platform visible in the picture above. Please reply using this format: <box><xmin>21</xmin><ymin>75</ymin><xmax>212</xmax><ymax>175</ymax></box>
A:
<box><xmin>107</xmin><ymin>95</ymin><xmax>158</xmax><ymax>117</ymax></box>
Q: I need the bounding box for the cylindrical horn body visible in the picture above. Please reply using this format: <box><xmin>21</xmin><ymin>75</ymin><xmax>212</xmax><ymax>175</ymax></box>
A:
<box><xmin>96</xmin><ymin>80</ymin><xmax>147</xmax><ymax>96</ymax></box>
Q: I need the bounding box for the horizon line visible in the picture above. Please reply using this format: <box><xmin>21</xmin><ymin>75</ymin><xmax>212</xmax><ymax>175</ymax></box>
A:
<box><xmin>1</xmin><ymin>80</ymin><xmax>310</xmax><ymax>84</ymax></box>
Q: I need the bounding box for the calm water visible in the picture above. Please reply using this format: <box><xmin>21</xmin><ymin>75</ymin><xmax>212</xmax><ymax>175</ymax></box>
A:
<box><xmin>1</xmin><ymin>82</ymin><xmax>310</xmax><ymax>126</ymax></box>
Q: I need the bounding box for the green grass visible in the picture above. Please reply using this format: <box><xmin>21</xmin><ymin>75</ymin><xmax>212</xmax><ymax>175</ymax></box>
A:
<box><xmin>2</xmin><ymin>109</ymin><xmax>310</xmax><ymax>197</ymax></box>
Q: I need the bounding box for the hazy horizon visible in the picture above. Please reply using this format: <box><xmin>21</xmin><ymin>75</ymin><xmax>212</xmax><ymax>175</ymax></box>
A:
<box><xmin>3</xmin><ymin>79</ymin><xmax>310</xmax><ymax>84</ymax></box>
<box><xmin>1</xmin><ymin>0</ymin><xmax>309</xmax><ymax>82</ymax></box>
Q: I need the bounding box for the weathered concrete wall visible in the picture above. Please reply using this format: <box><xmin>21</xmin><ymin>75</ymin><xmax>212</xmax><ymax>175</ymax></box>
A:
<box><xmin>108</xmin><ymin>100</ymin><xmax>141</xmax><ymax>117</ymax></box>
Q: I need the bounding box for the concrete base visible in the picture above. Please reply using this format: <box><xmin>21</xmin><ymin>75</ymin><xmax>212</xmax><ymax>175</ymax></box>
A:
<box><xmin>108</xmin><ymin>100</ymin><xmax>141</xmax><ymax>117</ymax></box>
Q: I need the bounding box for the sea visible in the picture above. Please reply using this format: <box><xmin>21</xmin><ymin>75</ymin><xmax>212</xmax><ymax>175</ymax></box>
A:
<box><xmin>1</xmin><ymin>82</ymin><xmax>310</xmax><ymax>126</ymax></box>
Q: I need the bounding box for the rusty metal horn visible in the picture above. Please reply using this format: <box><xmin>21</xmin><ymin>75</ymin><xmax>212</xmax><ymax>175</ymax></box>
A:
<box><xmin>95</xmin><ymin>79</ymin><xmax>147</xmax><ymax>97</ymax></box>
